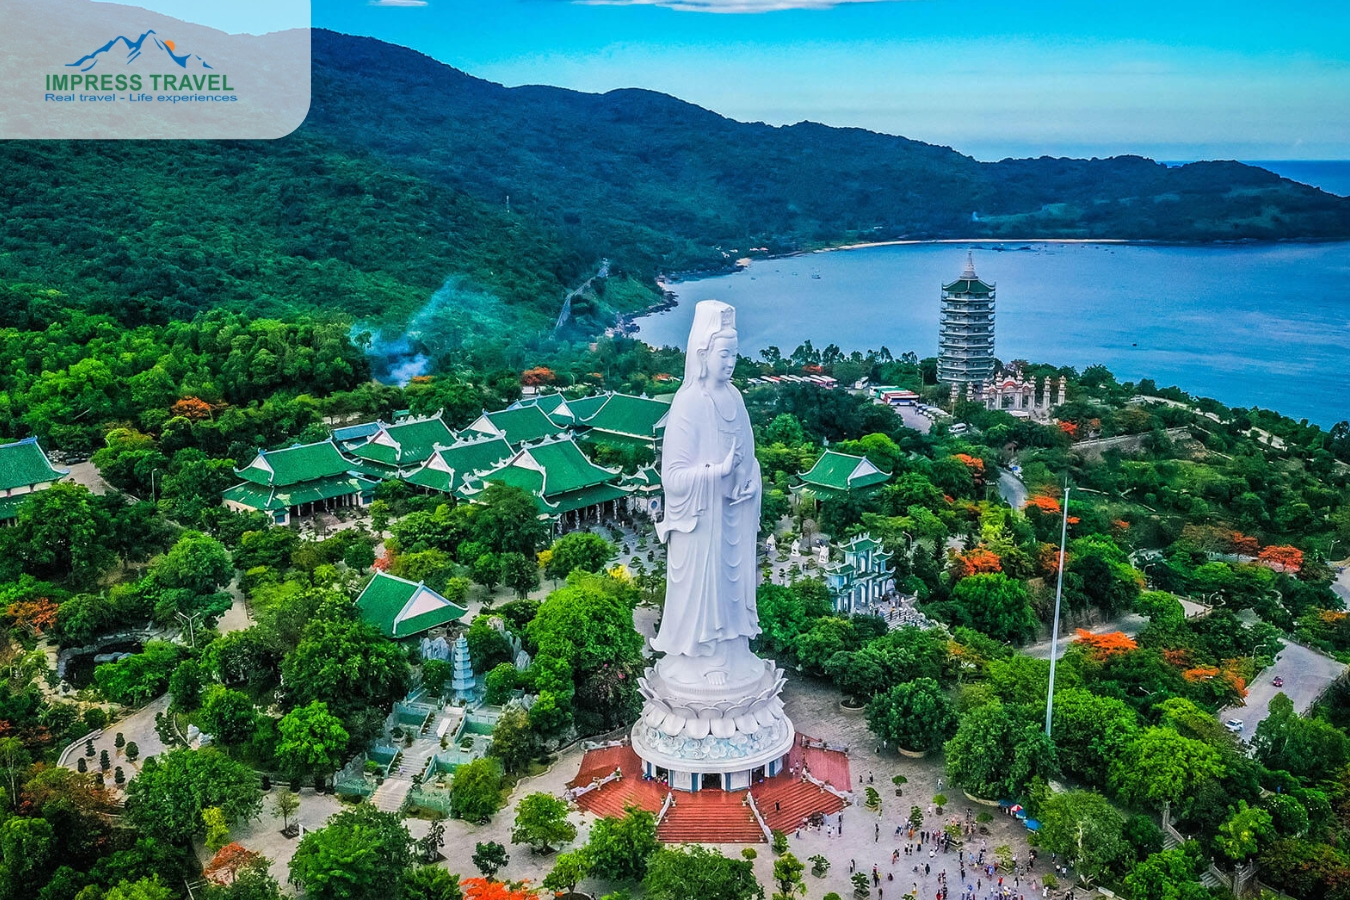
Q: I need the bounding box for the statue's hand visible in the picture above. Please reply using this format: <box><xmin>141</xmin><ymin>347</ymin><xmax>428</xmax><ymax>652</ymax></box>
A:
<box><xmin>728</xmin><ymin>478</ymin><xmax>757</xmax><ymax>505</ymax></box>
<box><xmin>715</xmin><ymin>447</ymin><xmax>736</xmax><ymax>477</ymax></box>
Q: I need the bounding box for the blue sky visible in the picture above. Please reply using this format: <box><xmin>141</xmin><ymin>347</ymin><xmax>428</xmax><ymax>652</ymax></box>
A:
<box><xmin>314</xmin><ymin>0</ymin><xmax>1350</xmax><ymax>161</ymax></box>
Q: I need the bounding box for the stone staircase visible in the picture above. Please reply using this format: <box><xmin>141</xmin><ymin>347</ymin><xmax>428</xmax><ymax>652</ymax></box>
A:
<box><xmin>755</xmin><ymin>778</ymin><xmax>847</xmax><ymax>834</ymax></box>
<box><xmin>370</xmin><ymin>717</ymin><xmax>446</xmax><ymax>813</ymax></box>
<box><xmin>656</xmin><ymin>790</ymin><xmax>764</xmax><ymax>843</ymax></box>
<box><xmin>372</xmin><ymin>774</ymin><xmax>413</xmax><ymax>812</ymax></box>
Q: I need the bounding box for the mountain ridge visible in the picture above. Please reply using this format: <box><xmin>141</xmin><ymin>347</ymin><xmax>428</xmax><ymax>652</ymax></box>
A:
<box><xmin>304</xmin><ymin>29</ymin><xmax>1350</xmax><ymax>275</ymax></box>
<box><xmin>1</xmin><ymin>28</ymin><xmax>1347</xmax><ymax>353</ymax></box>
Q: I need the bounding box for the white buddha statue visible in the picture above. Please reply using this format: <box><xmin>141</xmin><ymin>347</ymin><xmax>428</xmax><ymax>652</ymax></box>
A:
<box><xmin>651</xmin><ymin>300</ymin><xmax>764</xmax><ymax>689</ymax></box>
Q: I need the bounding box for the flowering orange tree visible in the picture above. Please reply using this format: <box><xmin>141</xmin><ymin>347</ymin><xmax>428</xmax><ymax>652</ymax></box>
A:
<box><xmin>1258</xmin><ymin>545</ymin><xmax>1303</xmax><ymax>574</ymax></box>
<box><xmin>521</xmin><ymin>367</ymin><xmax>557</xmax><ymax>386</ymax></box>
<box><xmin>372</xmin><ymin>548</ymin><xmax>394</xmax><ymax>572</ymax></box>
<box><xmin>6</xmin><ymin>598</ymin><xmax>58</xmax><ymax>635</ymax></box>
<box><xmin>204</xmin><ymin>843</ymin><xmax>267</xmax><ymax>884</ymax></box>
<box><xmin>460</xmin><ymin>879</ymin><xmax>536</xmax><ymax>900</ymax></box>
<box><xmin>1025</xmin><ymin>494</ymin><xmax>1062</xmax><ymax>515</ymax></box>
<box><xmin>950</xmin><ymin>548</ymin><xmax>1002</xmax><ymax>579</ymax></box>
<box><xmin>1073</xmin><ymin>629</ymin><xmax>1138</xmax><ymax>659</ymax></box>
<box><xmin>170</xmin><ymin>396</ymin><xmax>214</xmax><ymax>420</ymax></box>
<box><xmin>1036</xmin><ymin>542</ymin><xmax>1068</xmax><ymax>576</ymax></box>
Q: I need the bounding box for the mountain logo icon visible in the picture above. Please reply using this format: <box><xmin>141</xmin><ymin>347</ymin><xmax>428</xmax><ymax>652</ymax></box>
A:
<box><xmin>67</xmin><ymin>30</ymin><xmax>213</xmax><ymax>72</ymax></box>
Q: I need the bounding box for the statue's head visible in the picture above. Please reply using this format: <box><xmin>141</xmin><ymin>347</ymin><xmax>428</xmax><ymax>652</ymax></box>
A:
<box><xmin>685</xmin><ymin>300</ymin><xmax>738</xmax><ymax>385</ymax></box>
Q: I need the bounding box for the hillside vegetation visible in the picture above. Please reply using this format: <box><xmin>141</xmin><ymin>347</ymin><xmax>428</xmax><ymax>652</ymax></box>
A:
<box><xmin>3</xmin><ymin>29</ymin><xmax>1350</xmax><ymax>357</ymax></box>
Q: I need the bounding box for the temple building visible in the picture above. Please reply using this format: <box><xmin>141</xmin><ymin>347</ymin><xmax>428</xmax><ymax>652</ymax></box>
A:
<box><xmin>938</xmin><ymin>251</ymin><xmax>996</xmax><ymax>385</ymax></box>
<box><xmin>223</xmin><ymin>439</ymin><xmax>378</xmax><ymax>526</ymax></box>
<box><xmin>572</xmin><ymin>393</ymin><xmax>670</xmax><ymax>453</ymax></box>
<box><xmin>460</xmin><ymin>405</ymin><xmax>569</xmax><ymax>449</ymax></box>
<box><xmin>792</xmin><ymin>450</ymin><xmax>891</xmax><ymax>503</ymax></box>
<box><xmin>822</xmin><ymin>534</ymin><xmax>895</xmax><ymax>615</ymax></box>
<box><xmin>355</xmin><ymin>571</ymin><xmax>468</xmax><ymax>640</ymax></box>
<box><xmin>459</xmin><ymin>435</ymin><xmax>630</xmax><ymax>528</ymax></box>
<box><xmin>340</xmin><ymin>413</ymin><xmax>457</xmax><ymax>479</ymax></box>
<box><xmin>401</xmin><ymin>434</ymin><xmax>515</xmax><ymax>496</ymax></box>
<box><xmin>967</xmin><ymin>371</ymin><xmax>1067</xmax><ymax>420</ymax></box>
<box><xmin>0</xmin><ymin>437</ymin><xmax>68</xmax><ymax>524</ymax></box>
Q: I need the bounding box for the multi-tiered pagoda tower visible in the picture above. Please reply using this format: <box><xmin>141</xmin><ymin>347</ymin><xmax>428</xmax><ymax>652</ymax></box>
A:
<box><xmin>938</xmin><ymin>252</ymin><xmax>996</xmax><ymax>385</ymax></box>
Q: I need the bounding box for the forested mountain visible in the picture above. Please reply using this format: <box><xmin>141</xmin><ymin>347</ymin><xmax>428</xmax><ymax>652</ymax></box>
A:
<box><xmin>3</xmin><ymin>28</ymin><xmax>1349</xmax><ymax>349</ymax></box>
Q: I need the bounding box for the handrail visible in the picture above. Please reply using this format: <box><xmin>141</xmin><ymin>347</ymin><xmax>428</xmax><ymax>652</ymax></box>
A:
<box><xmin>802</xmin><ymin>769</ymin><xmax>855</xmax><ymax>805</ymax></box>
<box><xmin>564</xmin><ymin>766</ymin><xmax>623</xmax><ymax>802</ymax></box>
<box><xmin>656</xmin><ymin>791</ymin><xmax>676</xmax><ymax>825</ymax></box>
<box><xmin>745</xmin><ymin>792</ymin><xmax>773</xmax><ymax>843</ymax></box>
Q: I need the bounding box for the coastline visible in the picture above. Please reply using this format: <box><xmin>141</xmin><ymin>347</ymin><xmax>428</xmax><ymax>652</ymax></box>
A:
<box><xmin>630</xmin><ymin>235</ymin><xmax>1333</xmax><ymax>335</ymax></box>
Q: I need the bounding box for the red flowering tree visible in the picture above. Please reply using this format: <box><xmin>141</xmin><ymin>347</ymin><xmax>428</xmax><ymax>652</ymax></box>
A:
<box><xmin>6</xmin><ymin>598</ymin><xmax>58</xmax><ymax>635</ymax></box>
<box><xmin>521</xmin><ymin>367</ymin><xmax>557</xmax><ymax>387</ymax></box>
<box><xmin>204</xmin><ymin>843</ymin><xmax>267</xmax><ymax>884</ymax></box>
<box><xmin>1258</xmin><ymin>545</ymin><xmax>1303</xmax><ymax>574</ymax></box>
<box><xmin>171</xmin><ymin>396</ymin><xmax>214</xmax><ymax>421</ymax></box>
<box><xmin>1025</xmin><ymin>494</ymin><xmax>1062</xmax><ymax>515</ymax></box>
<box><xmin>1073</xmin><ymin>629</ymin><xmax>1138</xmax><ymax>659</ymax></box>
<box><xmin>950</xmin><ymin>548</ymin><xmax>1003</xmax><ymax>580</ymax></box>
<box><xmin>460</xmin><ymin>879</ymin><xmax>536</xmax><ymax>900</ymax></box>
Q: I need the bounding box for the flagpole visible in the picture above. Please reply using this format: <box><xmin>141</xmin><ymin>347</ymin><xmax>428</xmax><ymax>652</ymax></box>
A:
<box><xmin>1045</xmin><ymin>482</ymin><xmax>1070</xmax><ymax>737</ymax></box>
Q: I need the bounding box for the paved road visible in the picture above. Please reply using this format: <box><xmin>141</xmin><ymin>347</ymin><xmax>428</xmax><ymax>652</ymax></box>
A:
<box><xmin>996</xmin><ymin>470</ymin><xmax>1027</xmax><ymax>509</ymax></box>
<box><xmin>895</xmin><ymin>406</ymin><xmax>933</xmax><ymax>435</ymax></box>
<box><xmin>1332</xmin><ymin>564</ymin><xmax>1350</xmax><ymax>604</ymax></box>
<box><xmin>1220</xmin><ymin>640</ymin><xmax>1346</xmax><ymax>738</ymax></box>
<box><xmin>65</xmin><ymin>461</ymin><xmax>111</xmax><ymax>496</ymax></box>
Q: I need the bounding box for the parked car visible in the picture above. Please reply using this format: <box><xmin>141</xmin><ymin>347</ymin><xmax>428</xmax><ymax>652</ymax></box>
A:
<box><xmin>1225</xmin><ymin>719</ymin><xmax>1244</xmax><ymax>733</ymax></box>
<box><xmin>1272</xmin><ymin>676</ymin><xmax>1284</xmax><ymax>687</ymax></box>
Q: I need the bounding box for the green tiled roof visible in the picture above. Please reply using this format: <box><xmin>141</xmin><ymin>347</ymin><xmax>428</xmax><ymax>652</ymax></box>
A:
<box><xmin>0</xmin><ymin>438</ymin><xmax>66</xmax><ymax>492</ymax></box>
<box><xmin>564</xmin><ymin>394</ymin><xmax>611</xmax><ymax>421</ymax></box>
<box><xmin>348</xmin><ymin>416</ymin><xmax>456</xmax><ymax>468</ymax></box>
<box><xmin>404</xmin><ymin>436</ymin><xmax>514</xmax><ymax>494</ymax></box>
<box><xmin>577</xmin><ymin>393</ymin><xmax>669</xmax><ymax>441</ymax></box>
<box><xmin>942</xmin><ymin>278</ymin><xmax>995</xmax><ymax>295</ymax></box>
<box><xmin>465</xmin><ymin>437</ymin><xmax>628</xmax><ymax>516</ymax></box>
<box><xmin>843</xmin><ymin>534</ymin><xmax>883</xmax><ymax>553</ymax></box>
<box><xmin>623</xmin><ymin>466</ymin><xmax>662</xmax><ymax>491</ymax></box>
<box><xmin>548</xmin><ymin>481</ymin><xmax>630</xmax><ymax>515</ymax></box>
<box><xmin>798</xmin><ymin>451</ymin><xmax>891</xmax><ymax>493</ymax></box>
<box><xmin>236</xmin><ymin>440</ymin><xmax>355</xmax><ymax>487</ymax></box>
<box><xmin>355</xmin><ymin>572</ymin><xmax>467</xmax><ymax>639</ymax></box>
<box><xmin>223</xmin><ymin>474</ymin><xmax>378</xmax><ymax>512</ymax></box>
<box><xmin>333</xmin><ymin>422</ymin><xmax>381</xmax><ymax>443</ymax></box>
<box><xmin>516</xmin><ymin>393</ymin><xmax>575</xmax><ymax>422</ymax></box>
<box><xmin>465</xmin><ymin>406</ymin><xmax>567</xmax><ymax>447</ymax></box>
<box><xmin>521</xmin><ymin>439</ymin><xmax>620</xmax><ymax>494</ymax></box>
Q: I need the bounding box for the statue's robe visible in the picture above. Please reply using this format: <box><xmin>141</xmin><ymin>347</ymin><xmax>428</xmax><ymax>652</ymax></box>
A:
<box><xmin>652</xmin><ymin>383</ymin><xmax>761</xmax><ymax>659</ymax></box>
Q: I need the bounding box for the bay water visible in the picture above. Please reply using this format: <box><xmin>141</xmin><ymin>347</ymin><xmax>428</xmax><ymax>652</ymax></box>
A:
<box><xmin>635</xmin><ymin>239</ymin><xmax>1350</xmax><ymax>426</ymax></box>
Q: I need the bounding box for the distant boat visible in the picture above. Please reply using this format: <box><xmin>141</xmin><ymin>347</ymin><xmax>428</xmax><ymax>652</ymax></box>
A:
<box><xmin>811</xmin><ymin>269</ymin><xmax>821</xmax><ymax>280</ymax></box>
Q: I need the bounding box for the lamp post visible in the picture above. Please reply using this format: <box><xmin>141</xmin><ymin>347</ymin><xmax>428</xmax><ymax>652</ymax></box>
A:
<box><xmin>1045</xmin><ymin>482</ymin><xmax>1070</xmax><ymax>737</ymax></box>
<box><xmin>150</xmin><ymin>468</ymin><xmax>163</xmax><ymax>503</ymax></box>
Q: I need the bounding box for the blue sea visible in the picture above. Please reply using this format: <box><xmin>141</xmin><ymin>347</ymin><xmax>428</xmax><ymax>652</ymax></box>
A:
<box><xmin>1240</xmin><ymin>160</ymin><xmax>1350</xmax><ymax>197</ymax></box>
<box><xmin>635</xmin><ymin>239</ymin><xmax>1350</xmax><ymax>427</ymax></box>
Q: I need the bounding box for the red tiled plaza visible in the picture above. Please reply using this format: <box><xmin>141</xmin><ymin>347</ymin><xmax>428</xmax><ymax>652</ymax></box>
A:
<box><xmin>568</xmin><ymin>734</ymin><xmax>851</xmax><ymax>843</ymax></box>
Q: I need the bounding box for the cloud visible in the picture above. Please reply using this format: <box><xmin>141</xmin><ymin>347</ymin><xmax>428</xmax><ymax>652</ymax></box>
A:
<box><xmin>577</xmin><ymin>0</ymin><xmax>892</xmax><ymax>11</ymax></box>
<box><xmin>368</xmin><ymin>0</ymin><xmax>428</xmax><ymax>6</ymax></box>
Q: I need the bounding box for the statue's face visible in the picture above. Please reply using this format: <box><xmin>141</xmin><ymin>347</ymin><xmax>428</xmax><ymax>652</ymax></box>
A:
<box><xmin>706</xmin><ymin>333</ymin><xmax>738</xmax><ymax>384</ymax></box>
